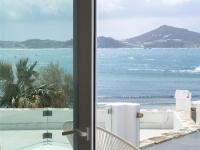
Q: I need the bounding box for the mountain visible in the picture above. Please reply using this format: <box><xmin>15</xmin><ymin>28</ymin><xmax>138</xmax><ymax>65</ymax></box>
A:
<box><xmin>96</xmin><ymin>25</ymin><xmax>200</xmax><ymax>48</ymax></box>
<box><xmin>125</xmin><ymin>25</ymin><xmax>200</xmax><ymax>48</ymax></box>
<box><xmin>1</xmin><ymin>25</ymin><xmax>200</xmax><ymax>48</ymax></box>
<box><xmin>0</xmin><ymin>39</ymin><xmax>73</xmax><ymax>48</ymax></box>
<box><xmin>97</xmin><ymin>36</ymin><xmax>131</xmax><ymax>48</ymax></box>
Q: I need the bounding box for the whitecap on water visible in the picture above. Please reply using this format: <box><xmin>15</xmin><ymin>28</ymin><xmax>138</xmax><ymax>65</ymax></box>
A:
<box><xmin>194</xmin><ymin>66</ymin><xmax>200</xmax><ymax>73</ymax></box>
<box><xmin>145</xmin><ymin>58</ymin><xmax>155</xmax><ymax>61</ymax></box>
<box><xmin>170</xmin><ymin>67</ymin><xmax>200</xmax><ymax>74</ymax></box>
<box><xmin>128</xmin><ymin>68</ymin><xmax>165</xmax><ymax>72</ymax></box>
<box><xmin>128</xmin><ymin>57</ymin><xmax>134</xmax><ymax>60</ymax></box>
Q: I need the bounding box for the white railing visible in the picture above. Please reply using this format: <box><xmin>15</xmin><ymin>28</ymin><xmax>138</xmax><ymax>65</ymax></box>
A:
<box><xmin>96</xmin><ymin>127</ymin><xmax>139</xmax><ymax>150</ymax></box>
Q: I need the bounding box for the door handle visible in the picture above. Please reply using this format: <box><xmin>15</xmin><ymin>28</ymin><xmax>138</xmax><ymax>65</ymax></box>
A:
<box><xmin>62</xmin><ymin>128</ymin><xmax>90</xmax><ymax>141</ymax></box>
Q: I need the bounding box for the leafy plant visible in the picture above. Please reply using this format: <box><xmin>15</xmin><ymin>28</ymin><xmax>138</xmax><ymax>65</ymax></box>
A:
<box><xmin>39</xmin><ymin>63</ymin><xmax>73</xmax><ymax>107</ymax></box>
<box><xmin>0</xmin><ymin>58</ymin><xmax>38</xmax><ymax>107</ymax></box>
<box><xmin>0</xmin><ymin>59</ymin><xmax>73</xmax><ymax>108</ymax></box>
<box><xmin>0</xmin><ymin>61</ymin><xmax>16</xmax><ymax>107</ymax></box>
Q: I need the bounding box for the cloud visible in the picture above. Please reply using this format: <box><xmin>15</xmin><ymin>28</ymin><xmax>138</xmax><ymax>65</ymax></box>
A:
<box><xmin>98</xmin><ymin>0</ymin><xmax>191</xmax><ymax>14</ymax></box>
<box><xmin>98</xmin><ymin>0</ymin><xmax>124</xmax><ymax>13</ymax></box>
<box><xmin>0</xmin><ymin>0</ymin><xmax>72</xmax><ymax>21</ymax></box>
<box><xmin>146</xmin><ymin>0</ymin><xmax>191</xmax><ymax>6</ymax></box>
<box><xmin>98</xmin><ymin>0</ymin><xmax>199</xmax><ymax>20</ymax></box>
<box><xmin>97</xmin><ymin>0</ymin><xmax>200</xmax><ymax>39</ymax></box>
<box><xmin>162</xmin><ymin>0</ymin><xmax>191</xmax><ymax>6</ymax></box>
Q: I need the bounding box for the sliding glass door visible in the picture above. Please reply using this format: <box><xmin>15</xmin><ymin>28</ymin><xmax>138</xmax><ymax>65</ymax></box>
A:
<box><xmin>0</xmin><ymin>0</ymin><xmax>95</xmax><ymax>150</ymax></box>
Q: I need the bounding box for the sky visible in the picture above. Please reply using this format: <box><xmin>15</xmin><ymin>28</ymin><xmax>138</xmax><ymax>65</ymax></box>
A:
<box><xmin>0</xmin><ymin>0</ymin><xmax>73</xmax><ymax>41</ymax></box>
<box><xmin>1</xmin><ymin>0</ymin><xmax>200</xmax><ymax>41</ymax></box>
<box><xmin>97</xmin><ymin>0</ymin><xmax>200</xmax><ymax>39</ymax></box>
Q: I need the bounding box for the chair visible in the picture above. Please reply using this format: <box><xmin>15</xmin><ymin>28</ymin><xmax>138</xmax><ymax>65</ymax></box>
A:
<box><xmin>63</xmin><ymin>122</ymin><xmax>139</xmax><ymax>150</ymax></box>
<box><xmin>96</xmin><ymin>127</ymin><xmax>139</xmax><ymax>150</ymax></box>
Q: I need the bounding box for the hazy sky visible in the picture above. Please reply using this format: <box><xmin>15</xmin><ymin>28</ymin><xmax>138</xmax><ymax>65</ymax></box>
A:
<box><xmin>1</xmin><ymin>0</ymin><xmax>200</xmax><ymax>41</ymax></box>
<box><xmin>0</xmin><ymin>0</ymin><xmax>73</xmax><ymax>41</ymax></box>
<box><xmin>97</xmin><ymin>0</ymin><xmax>200</xmax><ymax>39</ymax></box>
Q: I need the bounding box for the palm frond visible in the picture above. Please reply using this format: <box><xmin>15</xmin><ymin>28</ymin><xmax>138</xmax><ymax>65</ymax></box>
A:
<box><xmin>0</xmin><ymin>61</ymin><xmax>14</xmax><ymax>83</ymax></box>
<box><xmin>16</xmin><ymin>58</ymin><xmax>38</xmax><ymax>85</ymax></box>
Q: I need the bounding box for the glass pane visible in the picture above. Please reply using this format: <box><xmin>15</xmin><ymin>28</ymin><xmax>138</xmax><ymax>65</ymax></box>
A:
<box><xmin>97</xmin><ymin>0</ymin><xmax>200</xmax><ymax>150</ymax></box>
<box><xmin>0</xmin><ymin>0</ymin><xmax>74</xmax><ymax>149</ymax></box>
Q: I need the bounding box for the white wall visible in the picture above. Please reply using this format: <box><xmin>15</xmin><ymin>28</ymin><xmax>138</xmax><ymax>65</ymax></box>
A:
<box><xmin>140</xmin><ymin>109</ymin><xmax>174</xmax><ymax>129</ymax></box>
<box><xmin>97</xmin><ymin>107</ymin><xmax>186</xmax><ymax>131</ymax></box>
<box><xmin>191</xmin><ymin>101</ymin><xmax>200</xmax><ymax>125</ymax></box>
<box><xmin>96</xmin><ymin>106</ymin><xmax>112</xmax><ymax>130</ymax></box>
<box><xmin>96</xmin><ymin>103</ymin><xmax>141</xmax><ymax>147</ymax></box>
<box><xmin>195</xmin><ymin>106</ymin><xmax>200</xmax><ymax>125</ymax></box>
<box><xmin>110</xmin><ymin>103</ymin><xmax>140</xmax><ymax>147</ymax></box>
<box><xmin>0</xmin><ymin>108</ymin><xmax>73</xmax><ymax>130</ymax></box>
<box><xmin>173</xmin><ymin>112</ymin><xmax>184</xmax><ymax>130</ymax></box>
<box><xmin>175</xmin><ymin>90</ymin><xmax>192</xmax><ymax>113</ymax></box>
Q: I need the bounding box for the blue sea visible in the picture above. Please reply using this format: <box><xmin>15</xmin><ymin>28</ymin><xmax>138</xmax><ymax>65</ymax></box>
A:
<box><xmin>97</xmin><ymin>48</ymin><xmax>200</xmax><ymax>107</ymax></box>
<box><xmin>1</xmin><ymin>48</ymin><xmax>200</xmax><ymax>107</ymax></box>
<box><xmin>0</xmin><ymin>48</ymin><xmax>73</xmax><ymax>73</ymax></box>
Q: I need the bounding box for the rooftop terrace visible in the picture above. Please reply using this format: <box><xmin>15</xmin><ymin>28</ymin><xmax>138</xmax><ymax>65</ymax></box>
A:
<box><xmin>1</xmin><ymin>90</ymin><xmax>200</xmax><ymax>150</ymax></box>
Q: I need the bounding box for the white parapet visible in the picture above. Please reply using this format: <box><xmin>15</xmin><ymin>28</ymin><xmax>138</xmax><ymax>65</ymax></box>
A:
<box><xmin>140</xmin><ymin>109</ymin><xmax>174</xmax><ymax>129</ymax></box>
<box><xmin>175</xmin><ymin>90</ymin><xmax>192</xmax><ymax>113</ymax></box>
<box><xmin>193</xmin><ymin>101</ymin><xmax>200</xmax><ymax>125</ymax></box>
<box><xmin>96</xmin><ymin>105</ymin><xmax>112</xmax><ymax>130</ymax></box>
<box><xmin>107</xmin><ymin>103</ymin><xmax>140</xmax><ymax>147</ymax></box>
<box><xmin>0</xmin><ymin>108</ymin><xmax>73</xmax><ymax>130</ymax></box>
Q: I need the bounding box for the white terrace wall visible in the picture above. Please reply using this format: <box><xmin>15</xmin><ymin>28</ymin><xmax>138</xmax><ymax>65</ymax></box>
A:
<box><xmin>140</xmin><ymin>109</ymin><xmax>174</xmax><ymax>129</ymax></box>
<box><xmin>96</xmin><ymin>106</ymin><xmax>112</xmax><ymax>130</ymax></box>
<box><xmin>147</xmin><ymin>90</ymin><xmax>193</xmax><ymax>130</ymax></box>
<box><xmin>195</xmin><ymin>105</ymin><xmax>200</xmax><ymax>125</ymax></box>
<box><xmin>96</xmin><ymin>103</ymin><xmax>141</xmax><ymax>147</ymax></box>
<box><xmin>0</xmin><ymin>108</ymin><xmax>73</xmax><ymax>130</ymax></box>
<box><xmin>140</xmin><ymin>109</ymin><xmax>184</xmax><ymax>130</ymax></box>
<box><xmin>175</xmin><ymin>90</ymin><xmax>192</xmax><ymax>113</ymax></box>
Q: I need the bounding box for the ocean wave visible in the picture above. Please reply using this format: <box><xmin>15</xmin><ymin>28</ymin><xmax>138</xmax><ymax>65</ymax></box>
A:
<box><xmin>128</xmin><ymin>57</ymin><xmax>134</xmax><ymax>60</ymax></box>
<box><xmin>172</xmin><ymin>66</ymin><xmax>200</xmax><ymax>74</ymax></box>
<box><xmin>97</xmin><ymin>95</ymin><xmax>200</xmax><ymax>103</ymax></box>
<box><xmin>128</xmin><ymin>68</ymin><xmax>165</xmax><ymax>72</ymax></box>
<box><xmin>97</xmin><ymin>95</ymin><xmax>174</xmax><ymax>99</ymax></box>
<box><xmin>127</xmin><ymin>67</ymin><xmax>200</xmax><ymax>74</ymax></box>
<box><xmin>97</xmin><ymin>95</ymin><xmax>200</xmax><ymax>99</ymax></box>
<box><xmin>194</xmin><ymin>66</ymin><xmax>200</xmax><ymax>73</ymax></box>
<box><xmin>145</xmin><ymin>58</ymin><xmax>155</xmax><ymax>61</ymax></box>
<box><xmin>97</xmin><ymin>96</ymin><xmax>175</xmax><ymax>105</ymax></box>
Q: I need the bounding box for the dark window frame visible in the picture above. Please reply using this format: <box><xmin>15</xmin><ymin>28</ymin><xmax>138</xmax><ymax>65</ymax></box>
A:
<box><xmin>73</xmin><ymin>0</ymin><xmax>96</xmax><ymax>149</ymax></box>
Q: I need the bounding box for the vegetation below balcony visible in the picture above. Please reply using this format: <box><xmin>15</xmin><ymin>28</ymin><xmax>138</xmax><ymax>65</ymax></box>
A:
<box><xmin>0</xmin><ymin>58</ymin><xmax>73</xmax><ymax>108</ymax></box>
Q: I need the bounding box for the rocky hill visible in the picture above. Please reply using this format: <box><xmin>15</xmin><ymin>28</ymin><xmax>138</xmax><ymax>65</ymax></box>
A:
<box><xmin>125</xmin><ymin>25</ymin><xmax>200</xmax><ymax>48</ymax></box>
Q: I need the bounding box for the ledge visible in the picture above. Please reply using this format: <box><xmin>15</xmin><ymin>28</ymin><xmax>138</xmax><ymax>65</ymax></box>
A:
<box><xmin>140</xmin><ymin>111</ymin><xmax>200</xmax><ymax>149</ymax></box>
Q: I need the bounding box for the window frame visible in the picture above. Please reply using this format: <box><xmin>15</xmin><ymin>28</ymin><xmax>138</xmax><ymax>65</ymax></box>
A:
<box><xmin>73</xmin><ymin>0</ymin><xmax>96</xmax><ymax>149</ymax></box>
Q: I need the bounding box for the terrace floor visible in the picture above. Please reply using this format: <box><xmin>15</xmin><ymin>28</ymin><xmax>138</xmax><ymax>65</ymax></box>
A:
<box><xmin>140</xmin><ymin>129</ymin><xmax>174</xmax><ymax>141</ymax></box>
<box><xmin>0</xmin><ymin>130</ymin><xmax>72</xmax><ymax>150</ymax></box>
<box><xmin>142</xmin><ymin>131</ymin><xmax>200</xmax><ymax>150</ymax></box>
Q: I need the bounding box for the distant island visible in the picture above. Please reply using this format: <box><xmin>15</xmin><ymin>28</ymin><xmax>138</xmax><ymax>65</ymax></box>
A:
<box><xmin>0</xmin><ymin>39</ymin><xmax>73</xmax><ymax>49</ymax></box>
<box><xmin>98</xmin><ymin>25</ymin><xmax>200</xmax><ymax>48</ymax></box>
<box><xmin>1</xmin><ymin>25</ymin><xmax>200</xmax><ymax>48</ymax></box>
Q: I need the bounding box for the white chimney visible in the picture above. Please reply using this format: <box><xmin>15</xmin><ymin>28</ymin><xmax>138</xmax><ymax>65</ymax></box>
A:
<box><xmin>175</xmin><ymin>90</ymin><xmax>192</xmax><ymax>113</ymax></box>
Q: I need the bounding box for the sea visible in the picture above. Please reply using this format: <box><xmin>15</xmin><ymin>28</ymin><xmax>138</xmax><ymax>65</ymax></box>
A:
<box><xmin>1</xmin><ymin>48</ymin><xmax>200</xmax><ymax>108</ymax></box>
<box><xmin>97</xmin><ymin>48</ymin><xmax>200</xmax><ymax>108</ymax></box>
